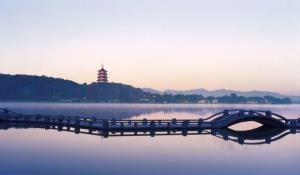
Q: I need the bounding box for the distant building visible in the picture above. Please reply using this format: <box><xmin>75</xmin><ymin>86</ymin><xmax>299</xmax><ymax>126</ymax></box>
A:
<box><xmin>97</xmin><ymin>65</ymin><xmax>108</xmax><ymax>83</ymax></box>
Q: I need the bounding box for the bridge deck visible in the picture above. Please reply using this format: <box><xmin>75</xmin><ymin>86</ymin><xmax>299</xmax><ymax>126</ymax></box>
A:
<box><xmin>0</xmin><ymin>109</ymin><xmax>299</xmax><ymax>131</ymax></box>
<box><xmin>0</xmin><ymin>118</ymin><xmax>298</xmax><ymax>145</ymax></box>
<box><xmin>0</xmin><ymin>114</ymin><xmax>213</xmax><ymax>130</ymax></box>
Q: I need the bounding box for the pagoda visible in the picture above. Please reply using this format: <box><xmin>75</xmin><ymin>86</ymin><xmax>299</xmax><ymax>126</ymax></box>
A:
<box><xmin>97</xmin><ymin>65</ymin><xmax>108</xmax><ymax>83</ymax></box>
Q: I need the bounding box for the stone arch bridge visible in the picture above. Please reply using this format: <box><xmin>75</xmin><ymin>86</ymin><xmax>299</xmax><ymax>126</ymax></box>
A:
<box><xmin>0</xmin><ymin>108</ymin><xmax>299</xmax><ymax>131</ymax></box>
<box><xmin>0</xmin><ymin>108</ymin><xmax>299</xmax><ymax>145</ymax></box>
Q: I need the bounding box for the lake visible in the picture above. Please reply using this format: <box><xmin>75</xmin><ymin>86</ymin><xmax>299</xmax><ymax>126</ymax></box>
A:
<box><xmin>0</xmin><ymin>103</ymin><xmax>299</xmax><ymax>175</ymax></box>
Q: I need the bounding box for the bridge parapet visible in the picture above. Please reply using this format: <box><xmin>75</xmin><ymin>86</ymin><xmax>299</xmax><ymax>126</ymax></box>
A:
<box><xmin>210</xmin><ymin>109</ymin><xmax>291</xmax><ymax>128</ymax></box>
<box><xmin>0</xmin><ymin>108</ymin><xmax>299</xmax><ymax>131</ymax></box>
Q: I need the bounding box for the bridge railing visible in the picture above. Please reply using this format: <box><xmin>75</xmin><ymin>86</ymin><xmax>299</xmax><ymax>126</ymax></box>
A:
<box><xmin>1</xmin><ymin>108</ymin><xmax>297</xmax><ymax>128</ymax></box>
<box><xmin>103</xmin><ymin>118</ymin><xmax>204</xmax><ymax>128</ymax></box>
<box><xmin>202</xmin><ymin>109</ymin><xmax>268</xmax><ymax>121</ymax></box>
<box><xmin>203</xmin><ymin>112</ymin><xmax>223</xmax><ymax>121</ymax></box>
<box><xmin>204</xmin><ymin>109</ymin><xmax>289</xmax><ymax>121</ymax></box>
<box><xmin>1</xmin><ymin>108</ymin><xmax>207</xmax><ymax>128</ymax></box>
<box><xmin>0</xmin><ymin>108</ymin><xmax>202</xmax><ymax>124</ymax></box>
<box><xmin>252</xmin><ymin>111</ymin><xmax>288</xmax><ymax>122</ymax></box>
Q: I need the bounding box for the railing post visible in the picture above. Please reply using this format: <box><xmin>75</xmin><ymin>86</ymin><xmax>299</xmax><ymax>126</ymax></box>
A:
<box><xmin>75</xmin><ymin>117</ymin><xmax>80</xmax><ymax>126</ymax></box>
<box><xmin>150</xmin><ymin>121</ymin><xmax>155</xmax><ymax>137</ymax></box>
<box><xmin>102</xmin><ymin>130</ymin><xmax>109</xmax><ymax>138</ymax></box>
<box><xmin>150</xmin><ymin>121</ymin><xmax>155</xmax><ymax>129</ymax></box>
<box><xmin>75</xmin><ymin>127</ymin><xmax>80</xmax><ymax>134</ymax></box>
<box><xmin>103</xmin><ymin>120</ymin><xmax>109</xmax><ymax>130</ymax></box>
<box><xmin>143</xmin><ymin>119</ymin><xmax>147</xmax><ymax>125</ymax></box>
<box><xmin>211</xmin><ymin>121</ymin><xmax>217</xmax><ymax>128</ymax></box>
<box><xmin>239</xmin><ymin>110</ymin><xmax>244</xmax><ymax>117</ymax></box>
<box><xmin>249</xmin><ymin>110</ymin><xmax>254</xmax><ymax>115</ymax></box>
<box><xmin>223</xmin><ymin>134</ymin><xmax>228</xmax><ymax>141</ymax></box>
<box><xmin>134</xmin><ymin>122</ymin><xmax>138</xmax><ymax>135</ymax></box>
<box><xmin>58</xmin><ymin>123</ymin><xmax>63</xmax><ymax>132</ymax></box>
<box><xmin>223</xmin><ymin>110</ymin><xmax>229</xmax><ymax>116</ymax></box>
<box><xmin>111</xmin><ymin>119</ymin><xmax>116</xmax><ymax>125</ymax></box>
<box><xmin>290</xmin><ymin>128</ymin><xmax>296</xmax><ymax>134</ymax></box>
<box><xmin>66</xmin><ymin>117</ymin><xmax>70</xmax><ymax>125</ymax></box>
<box><xmin>58</xmin><ymin>118</ymin><xmax>63</xmax><ymax>124</ymax></box>
<box><xmin>120</xmin><ymin>122</ymin><xmax>124</xmax><ymax>129</ymax></box>
<box><xmin>166</xmin><ymin>122</ymin><xmax>171</xmax><ymax>134</ymax></box>
<box><xmin>172</xmin><ymin>118</ymin><xmax>177</xmax><ymax>125</ymax></box>
<box><xmin>182</xmin><ymin>120</ymin><xmax>189</xmax><ymax>129</ymax></box>
<box><xmin>211</xmin><ymin>129</ymin><xmax>216</xmax><ymax>136</ymax></box>
<box><xmin>45</xmin><ymin>124</ymin><xmax>50</xmax><ymax>130</ymax></box>
<box><xmin>45</xmin><ymin>117</ymin><xmax>50</xmax><ymax>123</ymax></box>
<box><xmin>285</xmin><ymin>120</ymin><xmax>289</xmax><ymax>125</ymax></box>
<box><xmin>158</xmin><ymin>120</ymin><xmax>162</xmax><ymax>126</ymax></box>
<box><xmin>266</xmin><ymin>111</ymin><xmax>272</xmax><ymax>118</ymax></box>
<box><xmin>74</xmin><ymin>117</ymin><xmax>80</xmax><ymax>134</ymax></box>
<box><xmin>290</xmin><ymin>120</ymin><xmax>296</xmax><ymax>128</ymax></box>
<box><xmin>182</xmin><ymin>129</ymin><xmax>187</xmax><ymax>136</ymax></box>
<box><xmin>238</xmin><ymin>137</ymin><xmax>244</xmax><ymax>145</ymax></box>
<box><xmin>150</xmin><ymin>130</ymin><xmax>155</xmax><ymax>137</ymax></box>
<box><xmin>58</xmin><ymin>118</ymin><xmax>63</xmax><ymax>130</ymax></box>
<box><xmin>182</xmin><ymin>120</ymin><xmax>189</xmax><ymax>136</ymax></box>
<box><xmin>198</xmin><ymin>118</ymin><xmax>203</xmax><ymax>128</ymax></box>
<box><xmin>265</xmin><ymin>137</ymin><xmax>271</xmax><ymax>144</ymax></box>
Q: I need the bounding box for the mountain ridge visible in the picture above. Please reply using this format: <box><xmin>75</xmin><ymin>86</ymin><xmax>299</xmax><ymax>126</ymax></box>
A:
<box><xmin>143</xmin><ymin>88</ymin><xmax>300</xmax><ymax>103</ymax></box>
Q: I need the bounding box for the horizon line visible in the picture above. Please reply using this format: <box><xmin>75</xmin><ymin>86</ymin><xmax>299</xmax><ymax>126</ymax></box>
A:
<box><xmin>1</xmin><ymin>72</ymin><xmax>299</xmax><ymax>97</ymax></box>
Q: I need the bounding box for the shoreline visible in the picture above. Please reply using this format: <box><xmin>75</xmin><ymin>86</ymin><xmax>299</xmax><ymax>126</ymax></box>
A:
<box><xmin>0</xmin><ymin>101</ymin><xmax>299</xmax><ymax>105</ymax></box>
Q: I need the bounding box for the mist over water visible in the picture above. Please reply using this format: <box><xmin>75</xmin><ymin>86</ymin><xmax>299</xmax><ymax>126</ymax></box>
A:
<box><xmin>1</xmin><ymin>102</ymin><xmax>299</xmax><ymax>119</ymax></box>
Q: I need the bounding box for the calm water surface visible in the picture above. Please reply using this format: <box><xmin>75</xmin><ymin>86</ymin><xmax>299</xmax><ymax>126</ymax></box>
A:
<box><xmin>0</xmin><ymin>103</ymin><xmax>299</xmax><ymax>175</ymax></box>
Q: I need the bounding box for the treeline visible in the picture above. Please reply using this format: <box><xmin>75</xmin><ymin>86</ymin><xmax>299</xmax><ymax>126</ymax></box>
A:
<box><xmin>0</xmin><ymin>74</ymin><xmax>147</xmax><ymax>103</ymax></box>
<box><xmin>0</xmin><ymin>74</ymin><xmax>292</xmax><ymax>104</ymax></box>
<box><xmin>150</xmin><ymin>93</ymin><xmax>291</xmax><ymax>104</ymax></box>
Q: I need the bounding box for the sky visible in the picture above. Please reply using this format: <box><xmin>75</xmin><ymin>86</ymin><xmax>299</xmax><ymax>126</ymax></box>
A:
<box><xmin>0</xmin><ymin>0</ymin><xmax>299</xmax><ymax>95</ymax></box>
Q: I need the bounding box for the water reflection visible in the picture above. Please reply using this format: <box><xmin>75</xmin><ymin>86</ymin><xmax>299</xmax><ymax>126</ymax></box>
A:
<box><xmin>1</xmin><ymin>120</ymin><xmax>298</xmax><ymax>145</ymax></box>
<box><xmin>0</xmin><ymin>103</ymin><xmax>300</xmax><ymax>175</ymax></box>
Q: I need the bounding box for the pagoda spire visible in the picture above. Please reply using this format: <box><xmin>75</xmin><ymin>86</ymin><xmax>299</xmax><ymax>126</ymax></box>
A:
<box><xmin>97</xmin><ymin>64</ymin><xmax>108</xmax><ymax>83</ymax></box>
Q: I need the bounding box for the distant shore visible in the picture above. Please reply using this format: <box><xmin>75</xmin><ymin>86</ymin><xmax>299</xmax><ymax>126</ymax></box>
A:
<box><xmin>0</xmin><ymin>101</ymin><xmax>298</xmax><ymax>105</ymax></box>
<box><xmin>0</xmin><ymin>74</ymin><xmax>294</xmax><ymax>104</ymax></box>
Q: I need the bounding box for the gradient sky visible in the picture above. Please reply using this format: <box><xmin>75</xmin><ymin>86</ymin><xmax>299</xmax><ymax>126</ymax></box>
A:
<box><xmin>0</xmin><ymin>0</ymin><xmax>299</xmax><ymax>95</ymax></box>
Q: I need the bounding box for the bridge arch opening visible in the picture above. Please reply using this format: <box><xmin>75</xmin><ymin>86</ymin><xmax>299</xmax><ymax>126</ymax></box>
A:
<box><xmin>229</xmin><ymin>121</ymin><xmax>263</xmax><ymax>131</ymax></box>
<box><xmin>221</xmin><ymin>116</ymin><xmax>286</xmax><ymax>129</ymax></box>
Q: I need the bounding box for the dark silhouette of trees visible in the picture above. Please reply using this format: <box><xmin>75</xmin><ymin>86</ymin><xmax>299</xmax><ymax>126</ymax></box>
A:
<box><xmin>0</xmin><ymin>74</ymin><xmax>292</xmax><ymax>104</ymax></box>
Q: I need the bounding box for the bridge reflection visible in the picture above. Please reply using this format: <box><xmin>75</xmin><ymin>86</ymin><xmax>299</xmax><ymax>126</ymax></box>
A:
<box><xmin>1</xmin><ymin>121</ymin><xmax>298</xmax><ymax>145</ymax></box>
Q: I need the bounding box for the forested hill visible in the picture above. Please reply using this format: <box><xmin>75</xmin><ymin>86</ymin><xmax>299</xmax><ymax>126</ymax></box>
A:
<box><xmin>0</xmin><ymin>74</ymin><xmax>148</xmax><ymax>102</ymax></box>
<box><xmin>0</xmin><ymin>74</ymin><xmax>292</xmax><ymax>104</ymax></box>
